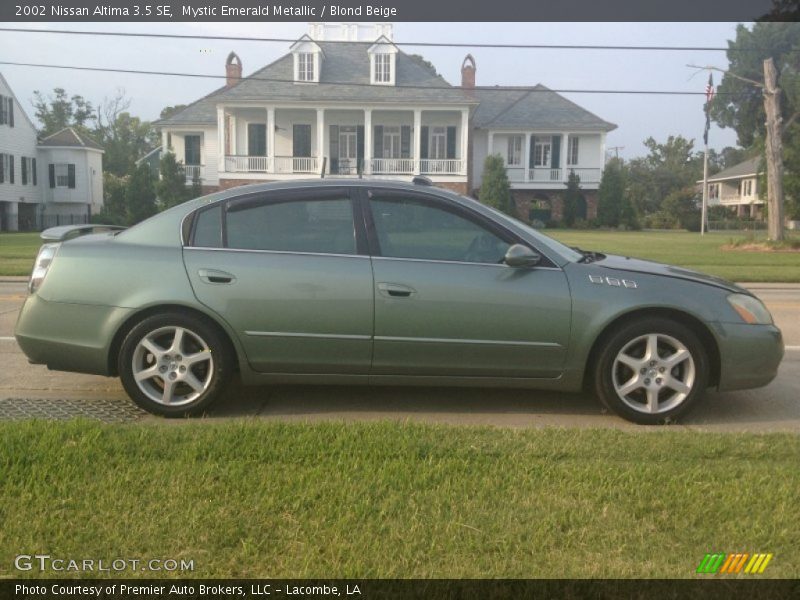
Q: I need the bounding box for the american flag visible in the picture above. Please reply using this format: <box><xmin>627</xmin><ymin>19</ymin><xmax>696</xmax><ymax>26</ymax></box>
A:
<box><xmin>705</xmin><ymin>73</ymin><xmax>716</xmax><ymax>103</ymax></box>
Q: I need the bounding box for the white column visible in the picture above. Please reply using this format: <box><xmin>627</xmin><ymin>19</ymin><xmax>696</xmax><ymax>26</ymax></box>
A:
<box><xmin>161</xmin><ymin>130</ymin><xmax>169</xmax><ymax>153</ymax></box>
<box><xmin>363</xmin><ymin>108</ymin><xmax>372</xmax><ymax>175</ymax></box>
<box><xmin>413</xmin><ymin>109</ymin><xmax>422</xmax><ymax>175</ymax></box>
<box><xmin>524</xmin><ymin>133</ymin><xmax>531</xmax><ymax>182</ymax></box>
<box><xmin>487</xmin><ymin>131</ymin><xmax>494</xmax><ymax>158</ymax></box>
<box><xmin>561</xmin><ymin>133</ymin><xmax>569</xmax><ymax>182</ymax></box>
<box><xmin>267</xmin><ymin>107</ymin><xmax>275</xmax><ymax>172</ymax></box>
<box><xmin>216</xmin><ymin>107</ymin><xmax>225</xmax><ymax>173</ymax></box>
<box><xmin>601</xmin><ymin>132</ymin><xmax>607</xmax><ymax>166</ymax></box>
<box><xmin>460</xmin><ymin>108</ymin><xmax>469</xmax><ymax>175</ymax></box>
<box><xmin>316</xmin><ymin>108</ymin><xmax>325</xmax><ymax>175</ymax></box>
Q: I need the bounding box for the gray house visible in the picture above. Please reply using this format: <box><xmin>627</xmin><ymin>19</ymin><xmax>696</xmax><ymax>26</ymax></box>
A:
<box><xmin>156</xmin><ymin>23</ymin><xmax>616</xmax><ymax>221</ymax></box>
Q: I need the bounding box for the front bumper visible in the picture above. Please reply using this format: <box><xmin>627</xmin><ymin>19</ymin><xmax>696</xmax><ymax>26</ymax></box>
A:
<box><xmin>14</xmin><ymin>294</ymin><xmax>134</xmax><ymax>376</ymax></box>
<box><xmin>714</xmin><ymin>322</ymin><xmax>784</xmax><ymax>392</ymax></box>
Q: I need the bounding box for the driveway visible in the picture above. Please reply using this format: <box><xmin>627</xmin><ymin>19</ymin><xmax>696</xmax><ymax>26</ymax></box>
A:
<box><xmin>1</xmin><ymin>279</ymin><xmax>798</xmax><ymax>431</ymax></box>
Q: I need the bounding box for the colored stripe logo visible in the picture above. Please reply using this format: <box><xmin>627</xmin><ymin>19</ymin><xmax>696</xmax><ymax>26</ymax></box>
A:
<box><xmin>696</xmin><ymin>553</ymin><xmax>773</xmax><ymax>574</ymax></box>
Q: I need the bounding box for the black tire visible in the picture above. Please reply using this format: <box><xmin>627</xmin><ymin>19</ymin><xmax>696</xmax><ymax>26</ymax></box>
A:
<box><xmin>118</xmin><ymin>312</ymin><xmax>234</xmax><ymax>417</ymax></box>
<box><xmin>593</xmin><ymin>317</ymin><xmax>709</xmax><ymax>425</ymax></box>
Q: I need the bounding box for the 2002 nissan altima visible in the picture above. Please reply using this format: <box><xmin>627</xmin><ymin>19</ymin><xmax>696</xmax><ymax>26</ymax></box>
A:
<box><xmin>15</xmin><ymin>178</ymin><xmax>784</xmax><ymax>424</ymax></box>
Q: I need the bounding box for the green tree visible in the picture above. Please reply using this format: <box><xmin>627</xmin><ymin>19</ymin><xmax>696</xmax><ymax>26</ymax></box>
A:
<box><xmin>480</xmin><ymin>154</ymin><xmax>514</xmax><ymax>215</ymax></box>
<box><xmin>408</xmin><ymin>54</ymin><xmax>439</xmax><ymax>76</ymax></box>
<box><xmin>159</xmin><ymin>104</ymin><xmax>188</xmax><ymax>120</ymax></box>
<box><xmin>662</xmin><ymin>187</ymin><xmax>701</xmax><ymax>231</ymax></box>
<box><xmin>597</xmin><ymin>158</ymin><xmax>626</xmax><ymax>227</ymax></box>
<box><xmin>157</xmin><ymin>152</ymin><xmax>190</xmax><ymax>210</ymax></box>
<box><xmin>33</xmin><ymin>88</ymin><xmax>95</xmax><ymax>137</ymax></box>
<box><xmin>126</xmin><ymin>163</ymin><xmax>157</xmax><ymax>225</ymax></box>
<box><xmin>95</xmin><ymin>90</ymin><xmax>158</xmax><ymax>177</ymax></box>
<box><xmin>93</xmin><ymin>173</ymin><xmax>128</xmax><ymax>226</ymax></box>
<box><xmin>561</xmin><ymin>171</ymin><xmax>585</xmax><ymax>227</ymax></box>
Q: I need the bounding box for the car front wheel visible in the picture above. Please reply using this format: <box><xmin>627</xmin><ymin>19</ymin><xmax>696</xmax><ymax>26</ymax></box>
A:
<box><xmin>118</xmin><ymin>313</ymin><xmax>234</xmax><ymax>417</ymax></box>
<box><xmin>594</xmin><ymin>317</ymin><xmax>709</xmax><ymax>424</ymax></box>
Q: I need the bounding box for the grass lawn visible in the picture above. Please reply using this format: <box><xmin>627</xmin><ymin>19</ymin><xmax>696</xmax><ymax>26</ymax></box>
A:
<box><xmin>548</xmin><ymin>230</ymin><xmax>800</xmax><ymax>282</ymax></box>
<box><xmin>1</xmin><ymin>420</ymin><xmax>798</xmax><ymax>578</ymax></box>
<box><xmin>0</xmin><ymin>232</ymin><xmax>41</xmax><ymax>276</ymax></box>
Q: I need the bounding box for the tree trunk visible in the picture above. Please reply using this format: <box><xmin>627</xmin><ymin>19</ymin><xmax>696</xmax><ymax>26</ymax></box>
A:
<box><xmin>763</xmin><ymin>58</ymin><xmax>784</xmax><ymax>242</ymax></box>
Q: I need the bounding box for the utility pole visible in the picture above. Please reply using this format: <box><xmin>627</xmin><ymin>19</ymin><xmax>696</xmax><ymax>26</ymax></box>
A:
<box><xmin>763</xmin><ymin>57</ymin><xmax>785</xmax><ymax>242</ymax></box>
<box><xmin>607</xmin><ymin>146</ymin><xmax>624</xmax><ymax>160</ymax></box>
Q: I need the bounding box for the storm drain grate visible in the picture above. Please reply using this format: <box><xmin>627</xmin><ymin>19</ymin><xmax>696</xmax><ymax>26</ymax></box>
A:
<box><xmin>0</xmin><ymin>397</ymin><xmax>146</xmax><ymax>422</ymax></box>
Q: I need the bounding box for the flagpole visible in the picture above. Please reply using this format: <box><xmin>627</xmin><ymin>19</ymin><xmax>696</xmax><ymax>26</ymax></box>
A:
<box><xmin>701</xmin><ymin>142</ymin><xmax>709</xmax><ymax>236</ymax></box>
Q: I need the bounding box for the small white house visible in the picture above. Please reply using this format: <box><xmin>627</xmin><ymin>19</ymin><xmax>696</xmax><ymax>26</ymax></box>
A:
<box><xmin>701</xmin><ymin>157</ymin><xmax>764</xmax><ymax>219</ymax></box>
<box><xmin>0</xmin><ymin>72</ymin><xmax>104</xmax><ymax>231</ymax></box>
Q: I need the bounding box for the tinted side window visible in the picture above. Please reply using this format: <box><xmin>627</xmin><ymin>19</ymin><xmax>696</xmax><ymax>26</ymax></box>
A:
<box><xmin>226</xmin><ymin>197</ymin><xmax>356</xmax><ymax>255</ymax></box>
<box><xmin>370</xmin><ymin>196</ymin><xmax>510</xmax><ymax>264</ymax></box>
<box><xmin>192</xmin><ymin>205</ymin><xmax>223</xmax><ymax>248</ymax></box>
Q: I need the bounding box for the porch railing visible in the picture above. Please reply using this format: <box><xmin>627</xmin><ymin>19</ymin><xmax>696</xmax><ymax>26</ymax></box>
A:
<box><xmin>529</xmin><ymin>168</ymin><xmax>562</xmax><ymax>182</ymax></box>
<box><xmin>566</xmin><ymin>168</ymin><xmax>601</xmax><ymax>183</ymax></box>
<box><xmin>371</xmin><ymin>158</ymin><xmax>415</xmax><ymax>174</ymax></box>
<box><xmin>184</xmin><ymin>165</ymin><xmax>202</xmax><ymax>182</ymax></box>
<box><xmin>420</xmin><ymin>159</ymin><xmax>463</xmax><ymax>175</ymax></box>
<box><xmin>225</xmin><ymin>155</ymin><xmax>269</xmax><ymax>173</ymax></box>
<box><xmin>274</xmin><ymin>156</ymin><xmax>319</xmax><ymax>174</ymax></box>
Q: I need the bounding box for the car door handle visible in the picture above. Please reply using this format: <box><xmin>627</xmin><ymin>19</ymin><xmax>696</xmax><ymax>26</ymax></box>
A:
<box><xmin>377</xmin><ymin>282</ymin><xmax>416</xmax><ymax>298</ymax></box>
<box><xmin>198</xmin><ymin>269</ymin><xmax>236</xmax><ymax>284</ymax></box>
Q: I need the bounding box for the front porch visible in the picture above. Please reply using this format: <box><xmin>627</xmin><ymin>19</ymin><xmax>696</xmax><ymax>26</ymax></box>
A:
<box><xmin>214</xmin><ymin>105</ymin><xmax>469</xmax><ymax>180</ymax></box>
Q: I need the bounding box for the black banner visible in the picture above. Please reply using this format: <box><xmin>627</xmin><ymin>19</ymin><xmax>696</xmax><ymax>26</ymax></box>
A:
<box><xmin>0</xmin><ymin>0</ymin><xmax>797</xmax><ymax>22</ymax></box>
<box><xmin>3</xmin><ymin>580</ymin><xmax>800</xmax><ymax>600</ymax></box>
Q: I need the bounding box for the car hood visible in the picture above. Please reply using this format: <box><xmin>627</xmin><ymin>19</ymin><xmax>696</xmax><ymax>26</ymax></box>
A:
<box><xmin>591</xmin><ymin>254</ymin><xmax>749</xmax><ymax>294</ymax></box>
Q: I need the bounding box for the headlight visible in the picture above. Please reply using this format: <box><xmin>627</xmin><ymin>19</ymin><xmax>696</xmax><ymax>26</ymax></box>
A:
<box><xmin>727</xmin><ymin>293</ymin><xmax>773</xmax><ymax>325</ymax></box>
<box><xmin>29</xmin><ymin>243</ymin><xmax>60</xmax><ymax>294</ymax></box>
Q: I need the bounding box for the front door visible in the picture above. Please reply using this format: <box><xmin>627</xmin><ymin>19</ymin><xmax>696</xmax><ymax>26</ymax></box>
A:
<box><xmin>366</xmin><ymin>190</ymin><xmax>571</xmax><ymax>378</ymax></box>
<box><xmin>183</xmin><ymin>187</ymin><xmax>373</xmax><ymax>374</ymax></box>
<box><xmin>339</xmin><ymin>126</ymin><xmax>357</xmax><ymax>174</ymax></box>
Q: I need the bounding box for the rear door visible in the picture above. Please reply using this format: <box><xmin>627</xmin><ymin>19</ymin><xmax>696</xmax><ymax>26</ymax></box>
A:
<box><xmin>183</xmin><ymin>187</ymin><xmax>374</xmax><ymax>374</ymax></box>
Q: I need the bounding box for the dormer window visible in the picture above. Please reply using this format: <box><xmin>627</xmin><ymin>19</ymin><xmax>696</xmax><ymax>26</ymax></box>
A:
<box><xmin>298</xmin><ymin>53</ymin><xmax>315</xmax><ymax>82</ymax></box>
<box><xmin>290</xmin><ymin>35</ymin><xmax>323</xmax><ymax>83</ymax></box>
<box><xmin>374</xmin><ymin>54</ymin><xmax>391</xmax><ymax>83</ymax></box>
<box><xmin>368</xmin><ymin>36</ymin><xmax>397</xmax><ymax>86</ymax></box>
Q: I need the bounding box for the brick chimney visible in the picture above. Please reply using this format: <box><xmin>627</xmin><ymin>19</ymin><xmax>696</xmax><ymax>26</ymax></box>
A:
<box><xmin>461</xmin><ymin>54</ymin><xmax>476</xmax><ymax>89</ymax></box>
<box><xmin>226</xmin><ymin>52</ymin><xmax>242</xmax><ymax>88</ymax></box>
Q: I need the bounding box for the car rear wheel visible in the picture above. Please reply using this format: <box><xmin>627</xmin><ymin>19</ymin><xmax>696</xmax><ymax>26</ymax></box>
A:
<box><xmin>118</xmin><ymin>313</ymin><xmax>234</xmax><ymax>417</ymax></box>
<box><xmin>594</xmin><ymin>317</ymin><xmax>709</xmax><ymax>424</ymax></box>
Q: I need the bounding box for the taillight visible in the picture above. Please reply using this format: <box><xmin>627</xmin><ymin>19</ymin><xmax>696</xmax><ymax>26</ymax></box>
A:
<box><xmin>29</xmin><ymin>243</ymin><xmax>60</xmax><ymax>294</ymax></box>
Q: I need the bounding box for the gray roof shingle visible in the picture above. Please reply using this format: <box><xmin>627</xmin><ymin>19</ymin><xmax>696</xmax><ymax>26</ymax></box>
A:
<box><xmin>471</xmin><ymin>85</ymin><xmax>616</xmax><ymax>131</ymax></box>
<box><xmin>38</xmin><ymin>127</ymin><xmax>104</xmax><ymax>150</ymax></box>
<box><xmin>707</xmin><ymin>157</ymin><xmax>760</xmax><ymax>182</ymax></box>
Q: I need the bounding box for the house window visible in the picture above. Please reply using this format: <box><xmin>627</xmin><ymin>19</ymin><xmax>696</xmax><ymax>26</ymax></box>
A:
<box><xmin>382</xmin><ymin>126</ymin><xmax>401</xmax><ymax>159</ymax></box>
<box><xmin>55</xmin><ymin>163</ymin><xmax>70</xmax><ymax>187</ymax></box>
<box><xmin>298</xmin><ymin>53</ymin><xmax>315</xmax><ymax>82</ymax></box>
<box><xmin>429</xmin><ymin>127</ymin><xmax>447</xmax><ymax>160</ymax></box>
<box><xmin>533</xmin><ymin>138</ymin><xmax>551</xmax><ymax>167</ymax></box>
<box><xmin>0</xmin><ymin>95</ymin><xmax>13</xmax><ymax>127</ymax></box>
<box><xmin>709</xmin><ymin>183</ymin><xmax>719</xmax><ymax>199</ymax></box>
<box><xmin>184</xmin><ymin>135</ymin><xmax>201</xmax><ymax>165</ymax></box>
<box><xmin>742</xmin><ymin>179</ymin><xmax>753</xmax><ymax>196</ymax></box>
<box><xmin>374</xmin><ymin>54</ymin><xmax>391</xmax><ymax>83</ymax></box>
<box><xmin>567</xmin><ymin>136</ymin><xmax>579</xmax><ymax>165</ymax></box>
<box><xmin>506</xmin><ymin>136</ymin><xmax>523</xmax><ymax>166</ymax></box>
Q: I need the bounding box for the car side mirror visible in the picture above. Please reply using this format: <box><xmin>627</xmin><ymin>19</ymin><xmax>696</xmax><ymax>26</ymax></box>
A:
<box><xmin>504</xmin><ymin>244</ymin><xmax>541</xmax><ymax>268</ymax></box>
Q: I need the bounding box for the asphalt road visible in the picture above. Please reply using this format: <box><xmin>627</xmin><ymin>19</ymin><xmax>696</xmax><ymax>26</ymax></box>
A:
<box><xmin>1</xmin><ymin>279</ymin><xmax>798</xmax><ymax>431</ymax></box>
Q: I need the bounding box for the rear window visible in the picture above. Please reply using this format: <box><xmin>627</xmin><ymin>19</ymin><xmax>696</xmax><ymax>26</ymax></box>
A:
<box><xmin>192</xmin><ymin>205</ymin><xmax>223</xmax><ymax>248</ymax></box>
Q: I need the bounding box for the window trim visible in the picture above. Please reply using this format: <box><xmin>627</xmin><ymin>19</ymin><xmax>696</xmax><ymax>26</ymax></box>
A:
<box><xmin>506</xmin><ymin>135</ymin><xmax>523</xmax><ymax>167</ymax></box>
<box><xmin>297</xmin><ymin>52</ymin><xmax>315</xmax><ymax>82</ymax></box>
<box><xmin>567</xmin><ymin>136</ymin><xmax>579</xmax><ymax>166</ymax></box>
<box><xmin>54</xmin><ymin>163</ymin><xmax>70</xmax><ymax>188</ymax></box>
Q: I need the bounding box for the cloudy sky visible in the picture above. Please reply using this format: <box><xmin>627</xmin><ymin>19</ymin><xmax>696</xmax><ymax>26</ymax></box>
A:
<box><xmin>0</xmin><ymin>21</ymin><xmax>747</xmax><ymax>158</ymax></box>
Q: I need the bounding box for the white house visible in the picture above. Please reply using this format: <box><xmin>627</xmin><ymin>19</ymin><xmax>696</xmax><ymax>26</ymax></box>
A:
<box><xmin>701</xmin><ymin>157</ymin><xmax>764</xmax><ymax>219</ymax></box>
<box><xmin>155</xmin><ymin>23</ymin><xmax>615</xmax><ymax>221</ymax></box>
<box><xmin>0</xmin><ymin>72</ymin><xmax>104</xmax><ymax>231</ymax></box>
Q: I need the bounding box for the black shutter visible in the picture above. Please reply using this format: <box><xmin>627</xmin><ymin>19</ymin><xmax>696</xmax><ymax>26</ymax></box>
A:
<box><xmin>551</xmin><ymin>135</ymin><xmax>561</xmax><ymax>169</ymax></box>
<box><xmin>67</xmin><ymin>164</ymin><xmax>76</xmax><ymax>189</ymax></box>
<box><xmin>292</xmin><ymin>124</ymin><xmax>311</xmax><ymax>157</ymax></box>
<box><xmin>49</xmin><ymin>164</ymin><xmax>55</xmax><ymax>188</ymax></box>
<box><xmin>420</xmin><ymin>126</ymin><xmax>429</xmax><ymax>159</ymax></box>
<box><xmin>32</xmin><ymin>158</ymin><xmax>37</xmax><ymax>185</ymax></box>
<box><xmin>373</xmin><ymin>125</ymin><xmax>383</xmax><ymax>159</ymax></box>
<box><xmin>400</xmin><ymin>126</ymin><xmax>411</xmax><ymax>159</ymax></box>
<box><xmin>446</xmin><ymin>126</ymin><xmax>456</xmax><ymax>159</ymax></box>
<box><xmin>0</xmin><ymin>154</ymin><xmax>4</xmax><ymax>183</ymax></box>
<box><xmin>21</xmin><ymin>157</ymin><xmax>27</xmax><ymax>185</ymax></box>
<box><xmin>8</xmin><ymin>98</ymin><xmax>13</xmax><ymax>128</ymax></box>
<box><xmin>0</xmin><ymin>96</ymin><xmax>5</xmax><ymax>125</ymax></box>
<box><xmin>8</xmin><ymin>155</ymin><xmax>13</xmax><ymax>184</ymax></box>
<box><xmin>329</xmin><ymin>125</ymin><xmax>339</xmax><ymax>173</ymax></box>
<box><xmin>248</xmin><ymin>124</ymin><xmax>267</xmax><ymax>157</ymax></box>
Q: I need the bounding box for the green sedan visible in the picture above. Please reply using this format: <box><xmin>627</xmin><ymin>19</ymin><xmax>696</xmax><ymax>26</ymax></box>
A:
<box><xmin>14</xmin><ymin>178</ymin><xmax>784</xmax><ymax>424</ymax></box>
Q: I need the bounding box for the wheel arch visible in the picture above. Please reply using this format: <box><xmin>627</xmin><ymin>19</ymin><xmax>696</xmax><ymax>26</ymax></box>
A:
<box><xmin>107</xmin><ymin>303</ymin><xmax>240</xmax><ymax>376</ymax></box>
<box><xmin>582</xmin><ymin>307</ymin><xmax>721</xmax><ymax>390</ymax></box>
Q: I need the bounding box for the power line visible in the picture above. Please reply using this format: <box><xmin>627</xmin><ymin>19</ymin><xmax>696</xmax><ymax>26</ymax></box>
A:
<box><xmin>0</xmin><ymin>60</ymin><xmax>734</xmax><ymax>96</ymax></box>
<box><xmin>0</xmin><ymin>27</ymin><xmax>753</xmax><ymax>52</ymax></box>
